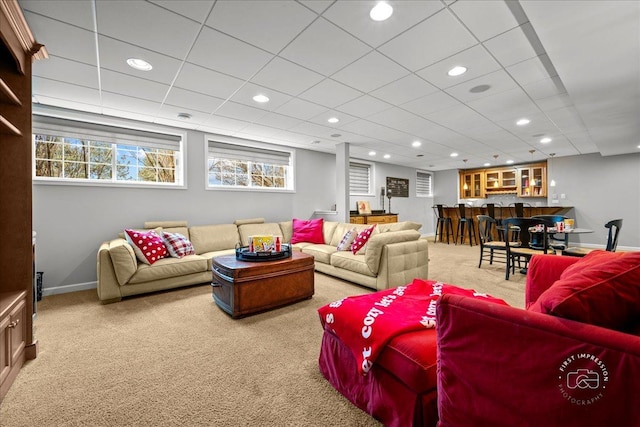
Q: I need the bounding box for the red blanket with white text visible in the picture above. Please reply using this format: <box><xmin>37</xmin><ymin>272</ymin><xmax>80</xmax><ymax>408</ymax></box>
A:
<box><xmin>318</xmin><ymin>279</ymin><xmax>508</xmax><ymax>375</ymax></box>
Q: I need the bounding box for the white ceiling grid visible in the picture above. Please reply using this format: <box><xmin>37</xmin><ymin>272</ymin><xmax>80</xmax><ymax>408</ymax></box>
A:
<box><xmin>20</xmin><ymin>0</ymin><xmax>640</xmax><ymax>171</ymax></box>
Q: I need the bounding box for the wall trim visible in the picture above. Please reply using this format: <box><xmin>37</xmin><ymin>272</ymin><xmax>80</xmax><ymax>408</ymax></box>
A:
<box><xmin>42</xmin><ymin>281</ymin><xmax>96</xmax><ymax>296</ymax></box>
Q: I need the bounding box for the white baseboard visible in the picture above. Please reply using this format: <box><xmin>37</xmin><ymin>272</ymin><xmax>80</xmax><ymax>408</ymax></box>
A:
<box><xmin>42</xmin><ymin>281</ymin><xmax>96</xmax><ymax>296</ymax></box>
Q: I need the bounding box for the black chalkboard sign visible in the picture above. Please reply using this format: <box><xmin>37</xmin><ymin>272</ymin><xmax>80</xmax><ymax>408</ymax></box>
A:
<box><xmin>386</xmin><ymin>177</ymin><xmax>409</xmax><ymax>198</ymax></box>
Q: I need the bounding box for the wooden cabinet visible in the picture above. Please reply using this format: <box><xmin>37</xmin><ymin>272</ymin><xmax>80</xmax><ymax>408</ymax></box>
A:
<box><xmin>518</xmin><ymin>163</ymin><xmax>546</xmax><ymax>198</ymax></box>
<box><xmin>483</xmin><ymin>168</ymin><xmax>517</xmax><ymax>196</ymax></box>
<box><xmin>0</xmin><ymin>292</ymin><xmax>27</xmax><ymax>399</ymax></box>
<box><xmin>350</xmin><ymin>214</ymin><xmax>398</xmax><ymax>225</ymax></box>
<box><xmin>0</xmin><ymin>0</ymin><xmax>46</xmax><ymax>402</ymax></box>
<box><xmin>460</xmin><ymin>170</ymin><xmax>484</xmax><ymax>198</ymax></box>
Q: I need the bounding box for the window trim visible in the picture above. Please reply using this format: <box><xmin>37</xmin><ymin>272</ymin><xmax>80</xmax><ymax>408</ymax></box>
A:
<box><xmin>349</xmin><ymin>160</ymin><xmax>374</xmax><ymax>196</ymax></box>
<box><xmin>416</xmin><ymin>170</ymin><xmax>433</xmax><ymax>197</ymax></box>
<box><xmin>204</xmin><ymin>133</ymin><xmax>295</xmax><ymax>193</ymax></box>
<box><xmin>32</xmin><ymin>110</ymin><xmax>187</xmax><ymax>189</ymax></box>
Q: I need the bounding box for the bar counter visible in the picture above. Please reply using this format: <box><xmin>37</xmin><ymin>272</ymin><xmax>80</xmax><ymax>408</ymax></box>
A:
<box><xmin>439</xmin><ymin>206</ymin><xmax>574</xmax><ymax>245</ymax></box>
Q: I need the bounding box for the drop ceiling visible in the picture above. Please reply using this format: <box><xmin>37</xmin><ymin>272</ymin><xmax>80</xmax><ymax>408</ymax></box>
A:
<box><xmin>20</xmin><ymin>0</ymin><xmax>640</xmax><ymax>171</ymax></box>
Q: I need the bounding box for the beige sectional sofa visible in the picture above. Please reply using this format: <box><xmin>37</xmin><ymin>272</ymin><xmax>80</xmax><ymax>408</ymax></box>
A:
<box><xmin>97</xmin><ymin>218</ymin><xmax>429</xmax><ymax>303</ymax></box>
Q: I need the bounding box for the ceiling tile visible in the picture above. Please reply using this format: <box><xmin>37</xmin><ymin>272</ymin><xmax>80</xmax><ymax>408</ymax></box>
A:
<box><xmin>366</xmin><ymin>107</ymin><xmax>419</xmax><ymax>130</ymax></box>
<box><xmin>201</xmin><ymin>115</ymin><xmax>251</xmax><ymax>133</ymax></box>
<box><xmin>298</xmin><ymin>78</ymin><xmax>362</xmax><ymax>108</ymax></box>
<box><xmin>173</xmin><ymin>63</ymin><xmax>245</xmax><ymax>99</ymax></box>
<box><xmin>228</xmin><ymin>82</ymin><xmax>293</xmax><ymax>111</ymax></box>
<box><xmin>298</xmin><ymin>0</ymin><xmax>332</xmax><ymax>15</ymax></box>
<box><xmin>378</xmin><ymin>9</ymin><xmax>477</xmax><ymax>71</ymax></box>
<box><xmin>467</xmin><ymin>88</ymin><xmax>538</xmax><ymax>122</ymax></box>
<box><xmin>506</xmin><ymin>54</ymin><xmax>556</xmax><ymax>86</ymax></box>
<box><xmin>522</xmin><ymin>76</ymin><xmax>567</xmax><ymax>100</ymax></box>
<box><xmin>215</xmin><ymin>101</ymin><xmax>268</xmax><ymax>123</ymax></box>
<box><xmin>279</xmin><ymin>18</ymin><xmax>370</xmax><ymax>76</ymax></box>
<box><xmin>148</xmin><ymin>0</ymin><xmax>214</xmax><ymax>23</ymax></box>
<box><xmin>416</xmin><ymin>44</ymin><xmax>501</xmax><ymax>89</ymax></box>
<box><xmin>250</xmin><ymin>57</ymin><xmax>325</xmax><ymax>96</ymax></box>
<box><xmin>425</xmin><ymin>104</ymin><xmax>494</xmax><ymax>131</ymax></box>
<box><xmin>444</xmin><ymin>69</ymin><xmax>520</xmax><ymax>103</ymax></box>
<box><xmin>34</xmin><ymin>97</ymin><xmax>103</xmax><ymax>115</ymax></box>
<box><xmin>23</xmin><ymin>12</ymin><xmax>97</xmax><ymax>65</ymax></box>
<box><xmin>400</xmin><ymin>91</ymin><xmax>460</xmax><ymax>117</ymax></box>
<box><xmin>338</xmin><ymin>120</ymin><xmax>408</xmax><ymax>142</ymax></box>
<box><xmin>32</xmin><ymin>56</ymin><xmax>98</xmax><ymax>89</ymax></box>
<box><xmin>449</xmin><ymin>0</ymin><xmax>526</xmax><ymax>42</ymax></box>
<box><xmin>164</xmin><ymin>87</ymin><xmax>225</xmax><ymax>114</ymax></box>
<box><xmin>483</xmin><ymin>23</ymin><xmax>544</xmax><ymax>68</ymax></box>
<box><xmin>100</xmin><ymin>69</ymin><xmax>170</xmax><ymax>102</ymax></box>
<box><xmin>308</xmin><ymin>110</ymin><xmax>358</xmax><ymax>128</ymax></box>
<box><xmin>274</xmin><ymin>98</ymin><xmax>328</xmax><ymax>121</ymax></box>
<box><xmin>332</xmin><ymin>51</ymin><xmax>410</xmax><ymax>93</ymax></box>
<box><xmin>97</xmin><ymin>36</ymin><xmax>183</xmax><ymax>85</ymax></box>
<box><xmin>206</xmin><ymin>1</ymin><xmax>316</xmax><ymax>54</ymax></box>
<box><xmin>101</xmin><ymin>92</ymin><xmax>162</xmax><ymax>115</ymax></box>
<box><xmin>371</xmin><ymin>74</ymin><xmax>439</xmax><ymax>106</ymax></box>
<box><xmin>336</xmin><ymin>95</ymin><xmax>393</xmax><ymax>118</ymax></box>
<box><xmin>253</xmin><ymin>112</ymin><xmax>303</xmax><ymax>130</ymax></box>
<box><xmin>156</xmin><ymin>104</ymin><xmax>210</xmax><ymax>125</ymax></box>
<box><xmin>21</xmin><ymin>0</ymin><xmax>95</xmax><ymax>30</ymax></box>
<box><xmin>32</xmin><ymin>77</ymin><xmax>101</xmax><ymax>106</ymax></box>
<box><xmin>187</xmin><ymin>26</ymin><xmax>274</xmax><ymax>80</ymax></box>
<box><xmin>322</xmin><ymin>1</ymin><xmax>444</xmax><ymax>48</ymax></box>
<box><xmin>96</xmin><ymin>1</ymin><xmax>201</xmax><ymax>59</ymax></box>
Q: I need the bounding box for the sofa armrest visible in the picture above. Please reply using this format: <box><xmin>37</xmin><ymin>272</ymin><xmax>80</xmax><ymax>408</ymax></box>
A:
<box><xmin>97</xmin><ymin>239</ymin><xmax>135</xmax><ymax>302</ymax></box>
<box><xmin>436</xmin><ymin>293</ymin><xmax>640</xmax><ymax>427</ymax></box>
<box><xmin>375</xmin><ymin>237</ymin><xmax>429</xmax><ymax>290</ymax></box>
<box><xmin>364</xmin><ymin>230</ymin><xmax>420</xmax><ymax>274</ymax></box>
<box><xmin>525</xmin><ymin>254</ymin><xmax>580</xmax><ymax>308</ymax></box>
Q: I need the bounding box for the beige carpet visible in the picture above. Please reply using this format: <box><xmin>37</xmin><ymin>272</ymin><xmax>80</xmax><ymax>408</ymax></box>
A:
<box><xmin>0</xmin><ymin>242</ymin><xmax>526</xmax><ymax>426</ymax></box>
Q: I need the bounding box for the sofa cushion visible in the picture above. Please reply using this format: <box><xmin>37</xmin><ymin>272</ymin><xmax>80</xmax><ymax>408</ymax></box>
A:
<box><xmin>330</xmin><ymin>251</ymin><xmax>375</xmax><ymax>277</ymax></box>
<box><xmin>128</xmin><ymin>255</ymin><xmax>208</xmax><ymax>284</ymax></box>
<box><xmin>351</xmin><ymin>225</ymin><xmax>376</xmax><ymax>255</ymax></box>
<box><xmin>364</xmin><ymin>230</ymin><xmax>421</xmax><ymax>275</ymax></box>
<box><xmin>189</xmin><ymin>224</ymin><xmax>239</xmax><ymax>254</ymax></box>
<box><xmin>162</xmin><ymin>231</ymin><xmax>195</xmax><ymax>258</ymax></box>
<box><xmin>291</xmin><ymin>218</ymin><xmax>324</xmax><ymax>244</ymax></box>
<box><xmin>144</xmin><ymin>220</ymin><xmax>189</xmax><ymax>239</ymax></box>
<box><xmin>329</xmin><ymin>223</ymin><xmax>368</xmax><ymax>246</ymax></box>
<box><xmin>234</xmin><ymin>218</ymin><xmax>264</xmax><ymax>225</ymax></box>
<box><xmin>279</xmin><ymin>221</ymin><xmax>293</xmax><ymax>243</ymax></box>
<box><xmin>124</xmin><ymin>229</ymin><xmax>169</xmax><ymax>265</ymax></box>
<box><xmin>301</xmin><ymin>244</ymin><xmax>336</xmax><ymax>264</ymax></box>
<box><xmin>530</xmin><ymin>250</ymin><xmax>640</xmax><ymax>331</ymax></box>
<box><xmin>238</xmin><ymin>223</ymin><xmax>283</xmax><ymax>246</ymax></box>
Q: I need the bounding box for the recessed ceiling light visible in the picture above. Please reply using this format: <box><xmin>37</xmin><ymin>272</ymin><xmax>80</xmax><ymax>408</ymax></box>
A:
<box><xmin>370</xmin><ymin>1</ymin><xmax>393</xmax><ymax>21</ymax></box>
<box><xmin>177</xmin><ymin>112</ymin><xmax>192</xmax><ymax>120</ymax></box>
<box><xmin>637</xmin><ymin>144</ymin><xmax>640</xmax><ymax>149</ymax></box>
<box><xmin>328</xmin><ymin>117</ymin><xmax>339</xmax><ymax>124</ymax></box>
<box><xmin>126</xmin><ymin>58</ymin><xmax>152</xmax><ymax>71</ymax></box>
<box><xmin>516</xmin><ymin>118</ymin><xmax>530</xmax><ymax>126</ymax></box>
<box><xmin>447</xmin><ymin>66</ymin><xmax>467</xmax><ymax>77</ymax></box>
<box><xmin>330</xmin><ymin>133</ymin><xmax>341</xmax><ymax>138</ymax></box>
<box><xmin>412</xmin><ymin>141</ymin><xmax>422</xmax><ymax>147</ymax></box>
<box><xmin>540</xmin><ymin>137</ymin><xmax>552</xmax><ymax>144</ymax></box>
<box><xmin>416</xmin><ymin>154</ymin><xmax>424</xmax><ymax>158</ymax></box>
<box><xmin>484</xmin><ymin>162</ymin><xmax>491</xmax><ymax>167</ymax></box>
<box><xmin>252</xmin><ymin>94</ymin><xmax>269</xmax><ymax>103</ymax></box>
<box><xmin>506</xmin><ymin>160</ymin><xmax>514</xmax><ymax>164</ymax></box>
<box><xmin>450</xmin><ymin>152</ymin><xmax>459</xmax><ymax>157</ymax></box>
<box><xmin>369</xmin><ymin>151</ymin><xmax>376</xmax><ymax>156</ymax></box>
<box><xmin>383</xmin><ymin>154</ymin><xmax>390</xmax><ymax>159</ymax></box>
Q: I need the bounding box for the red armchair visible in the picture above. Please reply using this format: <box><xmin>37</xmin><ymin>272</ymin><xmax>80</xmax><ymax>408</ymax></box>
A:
<box><xmin>436</xmin><ymin>253</ymin><xmax>640</xmax><ymax>427</ymax></box>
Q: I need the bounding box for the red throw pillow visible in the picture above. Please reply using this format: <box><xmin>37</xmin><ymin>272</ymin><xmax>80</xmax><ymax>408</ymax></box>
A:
<box><xmin>124</xmin><ymin>229</ymin><xmax>169</xmax><ymax>265</ymax></box>
<box><xmin>351</xmin><ymin>225</ymin><xmax>376</xmax><ymax>255</ymax></box>
<box><xmin>290</xmin><ymin>218</ymin><xmax>324</xmax><ymax>244</ymax></box>
<box><xmin>530</xmin><ymin>251</ymin><xmax>640</xmax><ymax>331</ymax></box>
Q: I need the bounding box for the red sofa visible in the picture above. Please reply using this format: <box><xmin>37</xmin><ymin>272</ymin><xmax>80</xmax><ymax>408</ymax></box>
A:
<box><xmin>437</xmin><ymin>252</ymin><xmax>640</xmax><ymax>427</ymax></box>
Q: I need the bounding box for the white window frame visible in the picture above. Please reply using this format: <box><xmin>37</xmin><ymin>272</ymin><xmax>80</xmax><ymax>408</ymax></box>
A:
<box><xmin>416</xmin><ymin>170</ymin><xmax>433</xmax><ymax>197</ymax></box>
<box><xmin>32</xmin><ymin>112</ymin><xmax>186</xmax><ymax>189</ymax></box>
<box><xmin>349</xmin><ymin>160</ymin><xmax>374</xmax><ymax>196</ymax></box>
<box><xmin>204</xmin><ymin>134</ymin><xmax>295</xmax><ymax>192</ymax></box>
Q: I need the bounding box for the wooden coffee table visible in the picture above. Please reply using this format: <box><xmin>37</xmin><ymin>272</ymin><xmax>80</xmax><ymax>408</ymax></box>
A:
<box><xmin>211</xmin><ymin>251</ymin><xmax>314</xmax><ymax>318</ymax></box>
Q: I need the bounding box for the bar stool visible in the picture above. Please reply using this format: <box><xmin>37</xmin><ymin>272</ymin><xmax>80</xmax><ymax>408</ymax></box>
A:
<box><xmin>482</xmin><ymin>202</ymin><xmax>503</xmax><ymax>240</ymax></box>
<box><xmin>433</xmin><ymin>204</ymin><xmax>454</xmax><ymax>244</ymax></box>
<box><xmin>456</xmin><ymin>203</ymin><xmax>477</xmax><ymax>246</ymax></box>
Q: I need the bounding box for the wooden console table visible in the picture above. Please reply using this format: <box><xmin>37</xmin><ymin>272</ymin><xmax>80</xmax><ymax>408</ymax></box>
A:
<box><xmin>350</xmin><ymin>213</ymin><xmax>398</xmax><ymax>225</ymax></box>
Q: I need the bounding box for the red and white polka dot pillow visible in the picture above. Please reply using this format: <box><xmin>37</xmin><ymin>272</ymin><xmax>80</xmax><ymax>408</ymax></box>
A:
<box><xmin>351</xmin><ymin>225</ymin><xmax>376</xmax><ymax>255</ymax></box>
<box><xmin>124</xmin><ymin>229</ymin><xmax>169</xmax><ymax>265</ymax></box>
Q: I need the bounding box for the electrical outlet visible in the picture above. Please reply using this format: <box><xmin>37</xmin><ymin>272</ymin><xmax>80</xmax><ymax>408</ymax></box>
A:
<box><xmin>561</xmin><ymin>193</ymin><xmax>566</xmax><ymax>199</ymax></box>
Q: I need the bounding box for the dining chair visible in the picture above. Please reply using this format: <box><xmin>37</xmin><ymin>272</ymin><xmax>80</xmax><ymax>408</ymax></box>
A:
<box><xmin>477</xmin><ymin>215</ymin><xmax>510</xmax><ymax>268</ymax></box>
<box><xmin>563</xmin><ymin>219</ymin><xmax>623</xmax><ymax>257</ymax></box>
<box><xmin>502</xmin><ymin>217</ymin><xmax>548</xmax><ymax>280</ymax></box>
<box><xmin>531</xmin><ymin>214</ymin><xmax>569</xmax><ymax>251</ymax></box>
<box><xmin>481</xmin><ymin>202</ymin><xmax>503</xmax><ymax>239</ymax></box>
<box><xmin>433</xmin><ymin>204</ymin><xmax>454</xmax><ymax>244</ymax></box>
